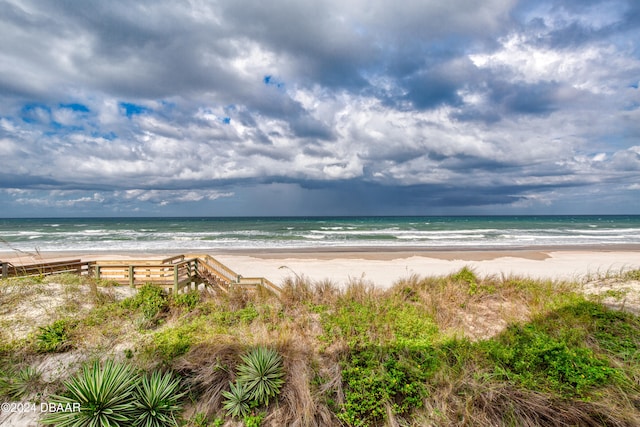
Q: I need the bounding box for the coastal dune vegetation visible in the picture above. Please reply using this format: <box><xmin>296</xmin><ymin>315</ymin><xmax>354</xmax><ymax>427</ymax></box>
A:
<box><xmin>0</xmin><ymin>267</ymin><xmax>639</xmax><ymax>426</ymax></box>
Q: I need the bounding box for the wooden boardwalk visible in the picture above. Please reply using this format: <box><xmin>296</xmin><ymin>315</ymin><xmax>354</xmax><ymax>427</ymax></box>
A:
<box><xmin>0</xmin><ymin>254</ymin><xmax>281</xmax><ymax>296</ymax></box>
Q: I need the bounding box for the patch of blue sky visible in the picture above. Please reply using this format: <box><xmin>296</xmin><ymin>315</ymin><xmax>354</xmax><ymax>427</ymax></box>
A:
<box><xmin>119</xmin><ymin>102</ymin><xmax>150</xmax><ymax>117</ymax></box>
<box><xmin>59</xmin><ymin>103</ymin><xmax>90</xmax><ymax>112</ymax></box>
<box><xmin>263</xmin><ymin>75</ymin><xmax>284</xmax><ymax>89</ymax></box>
<box><xmin>91</xmin><ymin>130</ymin><xmax>118</xmax><ymax>140</ymax></box>
<box><xmin>20</xmin><ymin>103</ymin><xmax>50</xmax><ymax>123</ymax></box>
<box><xmin>48</xmin><ymin>120</ymin><xmax>85</xmax><ymax>132</ymax></box>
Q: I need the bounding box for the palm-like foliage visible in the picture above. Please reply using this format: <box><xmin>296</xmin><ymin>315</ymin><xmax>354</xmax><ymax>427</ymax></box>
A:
<box><xmin>42</xmin><ymin>359</ymin><xmax>139</xmax><ymax>427</ymax></box>
<box><xmin>0</xmin><ymin>367</ymin><xmax>41</xmax><ymax>399</ymax></box>
<box><xmin>221</xmin><ymin>381</ymin><xmax>250</xmax><ymax>418</ymax></box>
<box><xmin>133</xmin><ymin>370</ymin><xmax>185</xmax><ymax>427</ymax></box>
<box><xmin>236</xmin><ymin>347</ymin><xmax>285</xmax><ymax>406</ymax></box>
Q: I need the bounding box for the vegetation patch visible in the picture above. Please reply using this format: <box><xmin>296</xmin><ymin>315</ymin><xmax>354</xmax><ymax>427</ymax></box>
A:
<box><xmin>42</xmin><ymin>359</ymin><xmax>185</xmax><ymax>427</ymax></box>
<box><xmin>0</xmin><ymin>366</ymin><xmax>42</xmax><ymax>400</ymax></box>
<box><xmin>35</xmin><ymin>318</ymin><xmax>75</xmax><ymax>353</ymax></box>
<box><xmin>339</xmin><ymin>345</ymin><xmax>438</xmax><ymax>426</ymax></box>
<box><xmin>483</xmin><ymin>322</ymin><xmax>618</xmax><ymax>396</ymax></box>
<box><xmin>2</xmin><ymin>268</ymin><xmax>640</xmax><ymax>426</ymax></box>
<box><xmin>121</xmin><ymin>284</ymin><xmax>169</xmax><ymax>328</ymax></box>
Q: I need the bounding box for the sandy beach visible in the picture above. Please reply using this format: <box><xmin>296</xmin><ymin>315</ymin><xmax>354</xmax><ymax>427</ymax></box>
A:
<box><xmin>3</xmin><ymin>247</ymin><xmax>639</xmax><ymax>287</ymax></box>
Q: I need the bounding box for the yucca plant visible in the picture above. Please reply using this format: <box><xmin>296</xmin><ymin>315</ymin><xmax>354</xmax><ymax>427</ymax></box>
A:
<box><xmin>236</xmin><ymin>347</ymin><xmax>285</xmax><ymax>407</ymax></box>
<box><xmin>1</xmin><ymin>366</ymin><xmax>41</xmax><ymax>399</ymax></box>
<box><xmin>42</xmin><ymin>359</ymin><xmax>139</xmax><ymax>426</ymax></box>
<box><xmin>133</xmin><ymin>370</ymin><xmax>185</xmax><ymax>427</ymax></box>
<box><xmin>221</xmin><ymin>381</ymin><xmax>250</xmax><ymax>418</ymax></box>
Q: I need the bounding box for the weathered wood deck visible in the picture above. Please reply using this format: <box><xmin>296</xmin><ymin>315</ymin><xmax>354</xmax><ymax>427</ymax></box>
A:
<box><xmin>0</xmin><ymin>254</ymin><xmax>280</xmax><ymax>296</ymax></box>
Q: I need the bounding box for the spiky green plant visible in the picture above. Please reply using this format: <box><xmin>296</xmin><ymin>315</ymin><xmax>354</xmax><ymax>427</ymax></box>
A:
<box><xmin>236</xmin><ymin>347</ymin><xmax>285</xmax><ymax>407</ymax></box>
<box><xmin>221</xmin><ymin>381</ymin><xmax>250</xmax><ymax>418</ymax></box>
<box><xmin>133</xmin><ymin>370</ymin><xmax>185</xmax><ymax>427</ymax></box>
<box><xmin>1</xmin><ymin>366</ymin><xmax>41</xmax><ymax>399</ymax></box>
<box><xmin>42</xmin><ymin>359</ymin><xmax>139</xmax><ymax>426</ymax></box>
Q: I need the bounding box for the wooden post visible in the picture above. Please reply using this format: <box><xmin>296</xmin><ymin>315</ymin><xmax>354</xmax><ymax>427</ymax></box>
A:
<box><xmin>129</xmin><ymin>265</ymin><xmax>135</xmax><ymax>288</ymax></box>
<box><xmin>95</xmin><ymin>265</ymin><xmax>101</xmax><ymax>280</ymax></box>
<box><xmin>1</xmin><ymin>262</ymin><xmax>7</xmax><ymax>279</ymax></box>
<box><xmin>173</xmin><ymin>265</ymin><xmax>179</xmax><ymax>293</ymax></box>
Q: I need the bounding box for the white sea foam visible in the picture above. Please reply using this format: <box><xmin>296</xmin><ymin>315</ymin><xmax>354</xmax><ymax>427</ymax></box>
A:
<box><xmin>1</xmin><ymin>217</ymin><xmax>639</xmax><ymax>252</ymax></box>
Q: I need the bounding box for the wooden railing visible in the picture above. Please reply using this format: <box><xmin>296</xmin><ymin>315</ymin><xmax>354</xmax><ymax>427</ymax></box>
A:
<box><xmin>2</xmin><ymin>254</ymin><xmax>281</xmax><ymax>297</ymax></box>
<box><xmin>92</xmin><ymin>258</ymin><xmax>199</xmax><ymax>293</ymax></box>
<box><xmin>1</xmin><ymin>259</ymin><xmax>89</xmax><ymax>278</ymax></box>
<box><xmin>237</xmin><ymin>276</ymin><xmax>282</xmax><ymax>297</ymax></box>
<box><xmin>189</xmin><ymin>254</ymin><xmax>239</xmax><ymax>283</ymax></box>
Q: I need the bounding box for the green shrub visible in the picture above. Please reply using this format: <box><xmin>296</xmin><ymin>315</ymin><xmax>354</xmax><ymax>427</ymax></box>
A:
<box><xmin>323</xmin><ymin>298</ymin><xmax>438</xmax><ymax>347</ymax></box>
<box><xmin>339</xmin><ymin>345</ymin><xmax>438</xmax><ymax>426</ymax></box>
<box><xmin>42</xmin><ymin>360</ymin><xmax>139</xmax><ymax>426</ymax></box>
<box><xmin>149</xmin><ymin>325</ymin><xmax>195</xmax><ymax>362</ymax></box>
<box><xmin>43</xmin><ymin>360</ymin><xmax>187</xmax><ymax>426</ymax></box>
<box><xmin>243</xmin><ymin>412</ymin><xmax>265</xmax><ymax>427</ymax></box>
<box><xmin>122</xmin><ymin>284</ymin><xmax>168</xmax><ymax>320</ymax></box>
<box><xmin>208</xmin><ymin>304</ymin><xmax>259</xmax><ymax>327</ymax></box>
<box><xmin>559</xmin><ymin>302</ymin><xmax>640</xmax><ymax>363</ymax></box>
<box><xmin>450</xmin><ymin>266</ymin><xmax>479</xmax><ymax>295</ymax></box>
<box><xmin>172</xmin><ymin>290</ymin><xmax>200</xmax><ymax>311</ymax></box>
<box><xmin>36</xmin><ymin>319</ymin><xmax>73</xmax><ymax>353</ymax></box>
<box><xmin>134</xmin><ymin>370</ymin><xmax>185</xmax><ymax>427</ymax></box>
<box><xmin>221</xmin><ymin>347</ymin><xmax>285</xmax><ymax>420</ymax></box>
<box><xmin>189</xmin><ymin>412</ymin><xmax>212</xmax><ymax>427</ymax></box>
<box><xmin>484</xmin><ymin>323</ymin><xmax>618</xmax><ymax>396</ymax></box>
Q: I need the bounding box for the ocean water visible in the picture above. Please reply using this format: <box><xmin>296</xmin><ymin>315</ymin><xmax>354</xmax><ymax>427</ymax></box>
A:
<box><xmin>0</xmin><ymin>216</ymin><xmax>639</xmax><ymax>253</ymax></box>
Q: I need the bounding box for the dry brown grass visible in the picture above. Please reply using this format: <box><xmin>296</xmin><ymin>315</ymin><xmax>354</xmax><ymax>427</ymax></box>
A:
<box><xmin>471</xmin><ymin>385</ymin><xmax>637</xmax><ymax>427</ymax></box>
<box><xmin>175</xmin><ymin>342</ymin><xmax>243</xmax><ymax>419</ymax></box>
<box><xmin>388</xmin><ymin>270</ymin><xmax>581</xmax><ymax>341</ymax></box>
<box><xmin>175</xmin><ymin>338</ymin><xmax>340</xmax><ymax>427</ymax></box>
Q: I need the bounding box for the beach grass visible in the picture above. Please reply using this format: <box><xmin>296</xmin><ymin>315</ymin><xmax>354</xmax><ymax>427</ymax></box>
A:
<box><xmin>1</xmin><ymin>268</ymin><xmax>639</xmax><ymax>426</ymax></box>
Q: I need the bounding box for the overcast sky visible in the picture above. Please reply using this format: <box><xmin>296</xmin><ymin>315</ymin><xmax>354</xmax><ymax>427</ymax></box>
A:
<box><xmin>1</xmin><ymin>0</ymin><xmax>639</xmax><ymax>217</ymax></box>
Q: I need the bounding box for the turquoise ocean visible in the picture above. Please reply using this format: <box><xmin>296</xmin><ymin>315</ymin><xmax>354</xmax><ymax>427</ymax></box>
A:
<box><xmin>1</xmin><ymin>216</ymin><xmax>640</xmax><ymax>253</ymax></box>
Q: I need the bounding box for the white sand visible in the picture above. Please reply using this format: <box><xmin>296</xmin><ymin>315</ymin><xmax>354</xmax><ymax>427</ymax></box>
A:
<box><xmin>214</xmin><ymin>250</ymin><xmax>640</xmax><ymax>288</ymax></box>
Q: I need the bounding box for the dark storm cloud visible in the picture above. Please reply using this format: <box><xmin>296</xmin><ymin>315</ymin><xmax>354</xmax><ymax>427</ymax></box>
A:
<box><xmin>0</xmin><ymin>173</ymin><xmax>61</xmax><ymax>189</ymax></box>
<box><xmin>490</xmin><ymin>80</ymin><xmax>562</xmax><ymax>115</ymax></box>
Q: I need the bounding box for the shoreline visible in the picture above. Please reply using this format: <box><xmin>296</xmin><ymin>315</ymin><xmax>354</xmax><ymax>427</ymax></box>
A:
<box><xmin>2</xmin><ymin>243</ymin><xmax>640</xmax><ymax>258</ymax></box>
<box><xmin>2</xmin><ymin>245</ymin><xmax>639</xmax><ymax>288</ymax></box>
